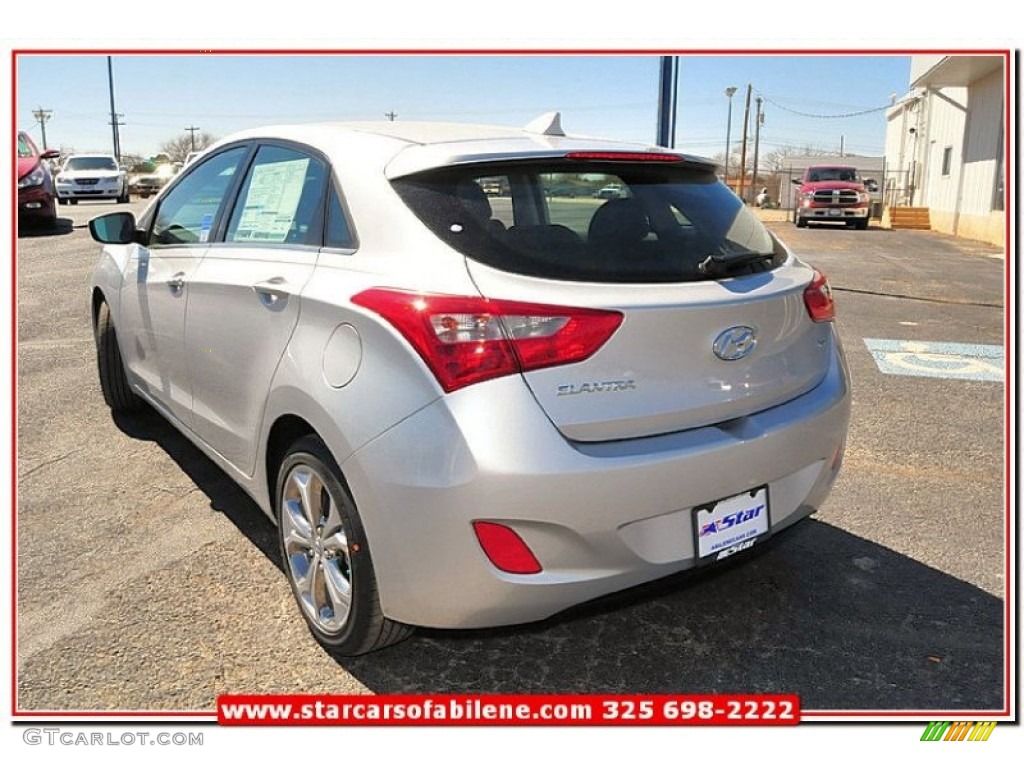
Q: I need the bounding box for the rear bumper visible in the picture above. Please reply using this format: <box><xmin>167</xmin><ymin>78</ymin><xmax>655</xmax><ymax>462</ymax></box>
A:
<box><xmin>340</xmin><ymin>332</ymin><xmax>851</xmax><ymax>629</ymax></box>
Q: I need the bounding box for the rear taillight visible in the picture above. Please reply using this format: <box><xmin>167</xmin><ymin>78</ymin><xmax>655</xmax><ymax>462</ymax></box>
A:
<box><xmin>803</xmin><ymin>269</ymin><xmax>835</xmax><ymax>322</ymax></box>
<box><xmin>352</xmin><ymin>288</ymin><xmax>624</xmax><ymax>392</ymax></box>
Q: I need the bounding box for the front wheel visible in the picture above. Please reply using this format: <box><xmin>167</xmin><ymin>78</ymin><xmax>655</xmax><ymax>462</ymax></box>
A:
<box><xmin>95</xmin><ymin>301</ymin><xmax>142</xmax><ymax>412</ymax></box>
<box><xmin>795</xmin><ymin>215</ymin><xmax>807</xmax><ymax>228</ymax></box>
<box><xmin>276</xmin><ymin>435</ymin><xmax>413</xmax><ymax>655</ymax></box>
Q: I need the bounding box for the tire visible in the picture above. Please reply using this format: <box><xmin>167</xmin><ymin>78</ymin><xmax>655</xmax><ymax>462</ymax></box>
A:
<box><xmin>795</xmin><ymin>215</ymin><xmax>807</xmax><ymax>228</ymax></box>
<box><xmin>94</xmin><ymin>301</ymin><xmax>142</xmax><ymax>412</ymax></box>
<box><xmin>118</xmin><ymin>182</ymin><xmax>131</xmax><ymax>204</ymax></box>
<box><xmin>276</xmin><ymin>435</ymin><xmax>413</xmax><ymax>655</ymax></box>
<box><xmin>855</xmin><ymin>218</ymin><xmax>869</xmax><ymax>230</ymax></box>
<box><xmin>69</xmin><ymin>199</ymin><xmax>78</xmax><ymax>205</ymax></box>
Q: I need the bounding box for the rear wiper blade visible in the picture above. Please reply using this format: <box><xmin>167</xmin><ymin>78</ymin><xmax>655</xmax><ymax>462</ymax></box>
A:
<box><xmin>698</xmin><ymin>250</ymin><xmax>775</xmax><ymax>276</ymax></box>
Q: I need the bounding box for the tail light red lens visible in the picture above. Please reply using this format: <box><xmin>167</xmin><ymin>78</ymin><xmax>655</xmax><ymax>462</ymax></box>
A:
<box><xmin>352</xmin><ymin>288</ymin><xmax>623</xmax><ymax>392</ymax></box>
<box><xmin>803</xmin><ymin>269</ymin><xmax>835</xmax><ymax>322</ymax></box>
<box><xmin>472</xmin><ymin>521</ymin><xmax>542</xmax><ymax>574</ymax></box>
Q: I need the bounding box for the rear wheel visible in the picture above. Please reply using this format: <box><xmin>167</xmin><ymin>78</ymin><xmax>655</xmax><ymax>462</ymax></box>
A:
<box><xmin>95</xmin><ymin>301</ymin><xmax>142</xmax><ymax>412</ymax></box>
<box><xmin>276</xmin><ymin>435</ymin><xmax>413</xmax><ymax>655</ymax></box>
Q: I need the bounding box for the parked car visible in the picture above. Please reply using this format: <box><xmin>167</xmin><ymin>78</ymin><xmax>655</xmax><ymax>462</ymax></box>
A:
<box><xmin>593</xmin><ymin>183</ymin><xmax>624</xmax><ymax>199</ymax></box>
<box><xmin>16</xmin><ymin>131</ymin><xmax>60</xmax><ymax>225</ymax></box>
<box><xmin>131</xmin><ymin>162</ymin><xmax>179</xmax><ymax>198</ymax></box>
<box><xmin>791</xmin><ymin>165</ymin><xmax>871</xmax><ymax>229</ymax></box>
<box><xmin>88</xmin><ymin>117</ymin><xmax>851</xmax><ymax>655</ymax></box>
<box><xmin>56</xmin><ymin>154</ymin><xmax>130</xmax><ymax>204</ymax></box>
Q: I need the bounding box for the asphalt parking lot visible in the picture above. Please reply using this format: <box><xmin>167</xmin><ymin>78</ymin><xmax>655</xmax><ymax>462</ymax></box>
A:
<box><xmin>15</xmin><ymin>202</ymin><xmax>1006</xmax><ymax>713</ymax></box>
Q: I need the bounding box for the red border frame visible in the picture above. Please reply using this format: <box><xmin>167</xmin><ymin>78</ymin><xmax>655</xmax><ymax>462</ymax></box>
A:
<box><xmin>9</xmin><ymin>47</ymin><xmax>1014</xmax><ymax>721</ymax></box>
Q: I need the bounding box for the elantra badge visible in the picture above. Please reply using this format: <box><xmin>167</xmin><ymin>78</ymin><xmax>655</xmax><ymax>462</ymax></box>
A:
<box><xmin>713</xmin><ymin>326</ymin><xmax>757</xmax><ymax>361</ymax></box>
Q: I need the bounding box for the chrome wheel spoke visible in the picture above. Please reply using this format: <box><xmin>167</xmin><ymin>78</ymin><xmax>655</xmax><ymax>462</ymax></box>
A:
<box><xmin>322</xmin><ymin>560</ymin><xmax>352</xmax><ymax>621</ymax></box>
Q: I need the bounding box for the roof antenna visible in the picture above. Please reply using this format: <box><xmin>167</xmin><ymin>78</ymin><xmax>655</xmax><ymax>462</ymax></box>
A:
<box><xmin>524</xmin><ymin>111</ymin><xmax>565</xmax><ymax>137</ymax></box>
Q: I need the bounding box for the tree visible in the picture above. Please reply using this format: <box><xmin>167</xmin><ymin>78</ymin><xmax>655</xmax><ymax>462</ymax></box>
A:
<box><xmin>159</xmin><ymin>131</ymin><xmax>217</xmax><ymax>163</ymax></box>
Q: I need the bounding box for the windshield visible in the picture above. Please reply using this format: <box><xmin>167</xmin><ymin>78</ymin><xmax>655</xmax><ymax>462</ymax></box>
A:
<box><xmin>65</xmin><ymin>156</ymin><xmax>118</xmax><ymax>172</ymax></box>
<box><xmin>17</xmin><ymin>134</ymin><xmax>35</xmax><ymax>159</ymax></box>
<box><xmin>807</xmin><ymin>167</ymin><xmax>859</xmax><ymax>183</ymax></box>
<box><xmin>393</xmin><ymin>161</ymin><xmax>781</xmax><ymax>283</ymax></box>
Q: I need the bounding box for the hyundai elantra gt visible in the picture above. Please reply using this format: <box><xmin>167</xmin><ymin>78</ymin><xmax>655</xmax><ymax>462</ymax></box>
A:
<box><xmin>88</xmin><ymin>115</ymin><xmax>851</xmax><ymax>654</ymax></box>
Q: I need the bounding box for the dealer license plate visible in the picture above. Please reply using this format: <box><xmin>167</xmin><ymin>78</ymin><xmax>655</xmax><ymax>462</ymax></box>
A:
<box><xmin>695</xmin><ymin>487</ymin><xmax>769</xmax><ymax>561</ymax></box>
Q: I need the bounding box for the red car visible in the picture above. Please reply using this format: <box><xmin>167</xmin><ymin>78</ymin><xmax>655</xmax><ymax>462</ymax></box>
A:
<box><xmin>17</xmin><ymin>131</ymin><xmax>60</xmax><ymax>226</ymax></box>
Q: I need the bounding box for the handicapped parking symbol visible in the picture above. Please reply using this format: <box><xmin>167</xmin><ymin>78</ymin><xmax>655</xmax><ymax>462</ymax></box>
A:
<box><xmin>863</xmin><ymin>339</ymin><xmax>1004</xmax><ymax>382</ymax></box>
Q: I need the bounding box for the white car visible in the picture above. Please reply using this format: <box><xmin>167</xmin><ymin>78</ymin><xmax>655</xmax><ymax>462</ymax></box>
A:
<box><xmin>87</xmin><ymin>115</ymin><xmax>851</xmax><ymax>655</ymax></box>
<box><xmin>56</xmin><ymin>154</ymin><xmax>129</xmax><ymax>204</ymax></box>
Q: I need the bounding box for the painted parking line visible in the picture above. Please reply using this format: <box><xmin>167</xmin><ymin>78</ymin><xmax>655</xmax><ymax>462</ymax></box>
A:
<box><xmin>863</xmin><ymin>339</ymin><xmax>1004</xmax><ymax>382</ymax></box>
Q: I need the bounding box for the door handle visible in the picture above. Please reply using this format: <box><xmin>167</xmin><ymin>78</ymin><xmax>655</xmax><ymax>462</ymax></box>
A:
<box><xmin>252</xmin><ymin>277</ymin><xmax>290</xmax><ymax>305</ymax></box>
<box><xmin>166</xmin><ymin>272</ymin><xmax>186</xmax><ymax>292</ymax></box>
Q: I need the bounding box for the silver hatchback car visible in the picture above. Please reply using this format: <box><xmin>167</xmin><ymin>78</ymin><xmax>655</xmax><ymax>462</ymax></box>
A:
<box><xmin>88</xmin><ymin>115</ymin><xmax>851</xmax><ymax>655</ymax></box>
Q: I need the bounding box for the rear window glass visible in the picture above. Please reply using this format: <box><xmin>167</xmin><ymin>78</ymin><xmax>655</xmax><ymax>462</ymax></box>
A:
<box><xmin>392</xmin><ymin>162</ymin><xmax>782</xmax><ymax>283</ymax></box>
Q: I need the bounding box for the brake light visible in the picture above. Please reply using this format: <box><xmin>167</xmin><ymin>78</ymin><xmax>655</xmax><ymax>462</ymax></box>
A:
<box><xmin>472</xmin><ymin>521</ymin><xmax>542</xmax><ymax>574</ymax></box>
<box><xmin>352</xmin><ymin>289</ymin><xmax>623</xmax><ymax>392</ymax></box>
<box><xmin>803</xmin><ymin>269</ymin><xmax>835</xmax><ymax>322</ymax></box>
<box><xmin>565</xmin><ymin>151</ymin><xmax>683</xmax><ymax>163</ymax></box>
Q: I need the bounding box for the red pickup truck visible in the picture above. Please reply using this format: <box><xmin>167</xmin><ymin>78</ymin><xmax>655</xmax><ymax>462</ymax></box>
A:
<box><xmin>792</xmin><ymin>165</ymin><xmax>871</xmax><ymax>230</ymax></box>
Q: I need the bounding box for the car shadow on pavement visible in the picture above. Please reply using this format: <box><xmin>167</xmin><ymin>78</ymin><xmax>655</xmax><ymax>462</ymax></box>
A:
<box><xmin>109</xmin><ymin>408</ymin><xmax>1004</xmax><ymax>712</ymax></box>
<box><xmin>111</xmin><ymin>406</ymin><xmax>282</xmax><ymax>569</ymax></box>
<box><xmin>340</xmin><ymin>520</ymin><xmax>1003</xmax><ymax>712</ymax></box>
<box><xmin>17</xmin><ymin>217</ymin><xmax>75</xmax><ymax>238</ymax></box>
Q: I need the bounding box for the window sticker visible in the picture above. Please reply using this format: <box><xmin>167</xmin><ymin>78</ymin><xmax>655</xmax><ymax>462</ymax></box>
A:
<box><xmin>233</xmin><ymin>158</ymin><xmax>310</xmax><ymax>243</ymax></box>
<box><xmin>198</xmin><ymin>212</ymin><xmax>214</xmax><ymax>243</ymax></box>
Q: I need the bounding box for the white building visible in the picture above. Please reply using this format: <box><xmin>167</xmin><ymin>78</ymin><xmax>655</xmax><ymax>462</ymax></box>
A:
<box><xmin>883</xmin><ymin>55</ymin><xmax>1006</xmax><ymax>246</ymax></box>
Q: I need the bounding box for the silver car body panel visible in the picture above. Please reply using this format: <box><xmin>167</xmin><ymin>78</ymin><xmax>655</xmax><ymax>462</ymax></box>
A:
<box><xmin>91</xmin><ymin>120</ymin><xmax>852</xmax><ymax>630</ymax></box>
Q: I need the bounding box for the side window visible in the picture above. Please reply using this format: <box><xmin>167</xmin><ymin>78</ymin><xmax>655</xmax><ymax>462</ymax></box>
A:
<box><xmin>325</xmin><ymin>184</ymin><xmax>355</xmax><ymax>249</ymax></box>
<box><xmin>151</xmin><ymin>147</ymin><xmax>247</xmax><ymax>245</ymax></box>
<box><xmin>225</xmin><ymin>145</ymin><xmax>327</xmax><ymax>246</ymax></box>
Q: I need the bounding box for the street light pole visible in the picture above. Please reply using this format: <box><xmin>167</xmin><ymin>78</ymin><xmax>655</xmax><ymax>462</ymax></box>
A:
<box><xmin>724</xmin><ymin>86</ymin><xmax>737</xmax><ymax>191</ymax></box>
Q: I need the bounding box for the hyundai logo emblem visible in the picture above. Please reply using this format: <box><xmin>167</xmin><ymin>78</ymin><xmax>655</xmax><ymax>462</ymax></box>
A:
<box><xmin>713</xmin><ymin>326</ymin><xmax>757</xmax><ymax>361</ymax></box>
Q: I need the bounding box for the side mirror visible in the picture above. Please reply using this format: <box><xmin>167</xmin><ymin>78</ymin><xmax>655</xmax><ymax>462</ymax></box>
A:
<box><xmin>41</xmin><ymin>149</ymin><xmax>61</xmax><ymax>160</ymax></box>
<box><xmin>790</xmin><ymin>178</ymin><xmax>801</xmax><ymax>185</ymax></box>
<box><xmin>89</xmin><ymin>212</ymin><xmax>138</xmax><ymax>245</ymax></box>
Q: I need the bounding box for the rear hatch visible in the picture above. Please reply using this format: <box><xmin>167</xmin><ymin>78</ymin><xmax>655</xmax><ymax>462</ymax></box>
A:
<box><xmin>392</xmin><ymin>154</ymin><xmax>833</xmax><ymax>442</ymax></box>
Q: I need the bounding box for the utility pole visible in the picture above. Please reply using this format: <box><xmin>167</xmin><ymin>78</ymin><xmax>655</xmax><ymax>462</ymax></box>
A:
<box><xmin>184</xmin><ymin>125</ymin><xmax>201</xmax><ymax>151</ymax></box>
<box><xmin>656</xmin><ymin>55</ymin><xmax>679</xmax><ymax>148</ymax></box>
<box><xmin>751</xmin><ymin>97</ymin><xmax>763</xmax><ymax>198</ymax></box>
<box><xmin>384</xmin><ymin>111</ymin><xmax>397</xmax><ymax>121</ymax></box>
<box><xmin>839</xmin><ymin>134</ymin><xmax>845</xmax><ymax>157</ymax></box>
<box><xmin>32</xmin><ymin>107</ymin><xmax>53</xmax><ymax>149</ymax></box>
<box><xmin>107</xmin><ymin>56</ymin><xmax>122</xmax><ymax>161</ymax></box>
<box><xmin>737</xmin><ymin>84</ymin><xmax>752</xmax><ymax>202</ymax></box>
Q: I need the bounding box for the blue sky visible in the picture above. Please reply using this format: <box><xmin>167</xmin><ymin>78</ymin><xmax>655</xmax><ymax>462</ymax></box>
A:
<box><xmin>15</xmin><ymin>53</ymin><xmax>910</xmax><ymax>160</ymax></box>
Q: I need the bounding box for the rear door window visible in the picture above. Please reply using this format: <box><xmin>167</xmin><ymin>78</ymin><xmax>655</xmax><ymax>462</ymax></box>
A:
<box><xmin>225</xmin><ymin>145</ymin><xmax>328</xmax><ymax>246</ymax></box>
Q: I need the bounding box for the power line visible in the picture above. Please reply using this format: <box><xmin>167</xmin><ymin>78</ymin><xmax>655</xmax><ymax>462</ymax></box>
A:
<box><xmin>756</xmin><ymin>92</ymin><xmax>890</xmax><ymax>120</ymax></box>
